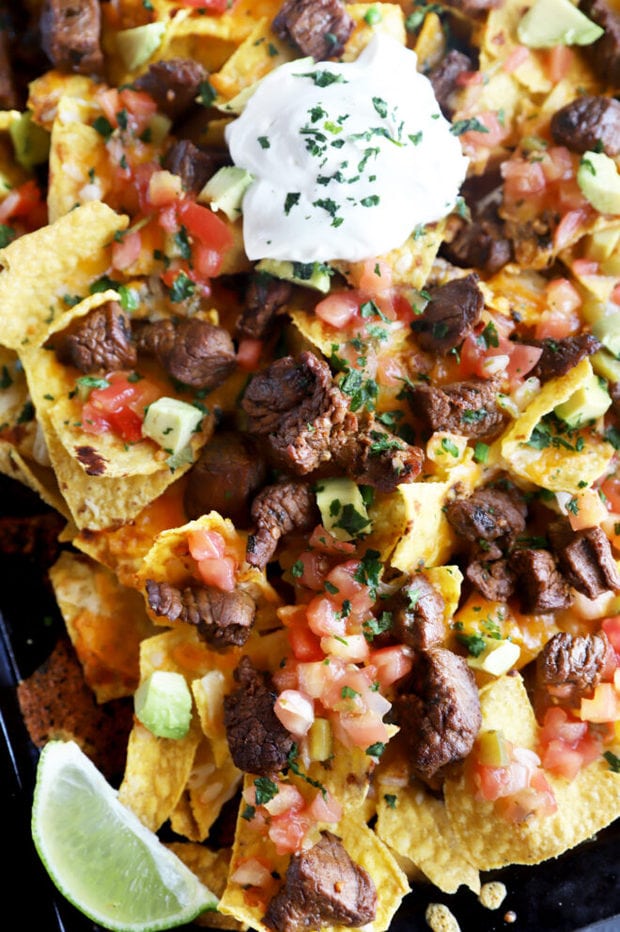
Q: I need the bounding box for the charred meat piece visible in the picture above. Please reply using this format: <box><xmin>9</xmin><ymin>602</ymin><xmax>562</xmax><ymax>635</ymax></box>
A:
<box><xmin>579</xmin><ymin>0</ymin><xmax>620</xmax><ymax>87</ymax></box>
<box><xmin>184</xmin><ymin>431</ymin><xmax>267</xmax><ymax>527</ymax></box>
<box><xmin>394</xmin><ymin>648</ymin><xmax>482</xmax><ymax>786</ymax></box>
<box><xmin>537</xmin><ymin>630</ymin><xmax>615</xmax><ymax>694</ymax></box>
<box><xmin>336</xmin><ymin>414</ymin><xmax>423</xmax><ymax>491</ymax></box>
<box><xmin>466</xmin><ymin>558</ymin><xmax>516</xmax><ymax>601</ymax></box>
<box><xmin>549</xmin><ymin>520</ymin><xmax>620</xmax><ymax>600</ymax></box>
<box><xmin>411</xmin><ymin>273</ymin><xmax>484</xmax><ymax>355</ymax></box>
<box><xmin>236</xmin><ymin>274</ymin><xmax>293</xmax><ymax>342</ymax></box>
<box><xmin>529</xmin><ymin>334</ymin><xmax>601</xmax><ymax>384</ymax></box>
<box><xmin>40</xmin><ymin>0</ymin><xmax>103</xmax><ymax>76</ymax></box>
<box><xmin>272</xmin><ymin>0</ymin><xmax>355</xmax><ymax>60</ymax></box>
<box><xmin>146</xmin><ymin>579</ymin><xmax>256</xmax><ymax>648</ymax></box>
<box><xmin>441</xmin><ymin>170</ymin><xmax>512</xmax><ymax>275</ymax></box>
<box><xmin>445</xmin><ymin>487</ymin><xmax>527</xmax><ymax>554</ymax></box>
<box><xmin>408</xmin><ymin>379</ymin><xmax>507</xmax><ymax>441</ymax></box>
<box><xmin>247</xmin><ymin>480</ymin><xmax>318</xmax><ymax>569</ymax></box>
<box><xmin>162</xmin><ymin>140</ymin><xmax>231</xmax><ymax>197</ymax></box>
<box><xmin>242</xmin><ymin>352</ymin><xmax>353</xmax><ymax>474</ymax></box>
<box><xmin>133</xmin><ymin>58</ymin><xmax>207</xmax><ymax>121</ymax></box>
<box><xmin>511</xmin><ymin>548</ymin><xmax>572</xmax><ymax>614</ymax></box>
<box><xmin>56</xmin><ymin>302</ymin><xmax>136</xmax><ymax>374</ymax></box>
<box><xmin>439</xmin><ymin>0</ymin><xmax>502</xmax><ymax>14</ymax></box>
<box><xmin>0</xmin><ymin>18</ymin><xmax>18</xmax><ymax>109</ymax></box>
<box><xmin>136</xmin><ymin>317</ymin><xmax>237</xmax><ymax>390</ymax></box>
<box><xmin>610</xmin><ymin>381</ymin><xmax>620</xmax><ymax>417</ymax></box>
<box><xmin>264</xmin><ymin>831</ymin><xmax>377</xmax><ymax>932</ymax></box>
<box><xmin>428</xmin><ymin>49</ymin><xmax>472</xmax><ymax>119</ymax></box>
<box><xmin>389</xmin><ymin>575</ymin><xmax>446</xmax><ymax>650</ymax></box>
<box><xmin>223</xmin><ymin>656</ymin><xmax>294</xmax><ymax>775</ymax></box>
<box><xmin>550</xmin><ymin>95</ymin><xmax>620</xmax><ymax>158</ymax></box>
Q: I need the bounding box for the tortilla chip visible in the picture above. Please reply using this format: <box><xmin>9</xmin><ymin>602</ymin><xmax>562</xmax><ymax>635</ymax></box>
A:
<box><xmin>0</xmin><ymin>201</ymin><xmax>127</xmax><ymax>350</ymax></box>
<box><xmin>209</xmin><ymin>18</ymin><xmax>296</xmax><ymax>102</ymax></box>
<box><xmin>341</xmin><ymin>4</ymin><xmax>407</xmax><ymax>61</ymax></box>
<box><xmin>184</xmin><ymin>737</ymin><xmax>242</xmax><ymax>841</ymax></box>
<box><xmin>136</xmin><ymin>512</ymin><xmax>283</xmax><ymax>633</ymax></box>
<box><xmin>49</xmin><ymin>550</ymin><xmax>156</xmax><ymax>702</ymax></box>
<box><xmin>375</xmin><ymin>750</ymin><xmax>480</xmax><ymax>894</ymax></box>
<box><xmin>388</xmin><ymin>455</ymin><xmax>483</xmax><ymax>572</ymax></box>
<box><xmin>444</xmin><ymin>673</ymin><xmax>620</xmax><ymax>870</ymax></box>
<box><xmin>165</xmin><ymin>843</ymin><xmax>244</xmax><ymax>929</ymax></box>
<box><xmin>500</xmin><ymin>358</ymin><xmax>615</xmax><ymax>493</ymax></box>
<box><xmin>0</xmin><ymin>344</ymin><xmax>39</xmax><ymax>459</ymax></box>
<box><xmin>47</xmin><ymin>95</ymin><xmax>107</xmax><ymax>222</ymax></box>
<box><xmin>0</xmin><ymin>441</ymin><xmax>68</xmax><ymax>516</ymax></box>
<box><xmin>219</xmin><ymin>774</ymin><xmax>409</xmax><ymax>932</ymax></box>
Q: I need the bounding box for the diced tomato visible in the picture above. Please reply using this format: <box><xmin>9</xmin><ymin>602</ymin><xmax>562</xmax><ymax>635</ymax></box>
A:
<box><xmin>502</xmin><ymin>45</ymin><xmax>530</xmax><ymax>73</ymax></box>
<box><xmin>111</xmin><ymin>229</ymin><xmax>143</xmax><ymax>271</ymax></box>
<box><xmin>540</xmin><ymin>147</ymin><xmax>574</xmax><ymax>184</ymax></box>
<box><xmin>566</xmin><ymin>488</ymin><xmax>608</xmax><ymax>531</ymax></box>
<box><xmin>320</xmin><ymin>633</ymin><xmax>370</xmax><ymax>663</ymax></box>
<box><xmin>602</xmin><ymin>616</ymin><xmax>620</xmax><ymax>656</ymax></box>
<box><xmin>0</xmin><ymin>179</ymin><xmax>46</xmax><ymax>228</ymax></box>
<box><xmin>600</xmin><ymin>478</ymin><xmax>620</xmax><ymax>514</ymax></box>
<box><xmin>315</xmin><ymin>290</ymin><xmax>360</xmax><ymax>329</ymax></box>
<box><xmin>306</xmin><ymin>789</ymin><xmax>343</xmax><ymax>823</ymax></box>
<box><xmin>456</xmin><ymin>70</ymin><xmax>484</xmax><ymax>87</ymax></box>
<box><xmin>336</xmin><ymin>709</ymin><xmax>389</xmax><ymax>748</ymax></box>
<box><xmin>368</xmin><ymin>645</ymin><xmax>414</xmax><ymax>688</ymax></box>
<box><xmin>261</xmin><ymin>783</ymin><xmax>305</xmax><ymax>817</ymax></box>
<box><xmin>297</xmin><ymin>660</ymin><xmax>330</xmax><ymax>697</ymax></box>
<box><xmin>306</xmin><ymin>595</ymin><xmax>346</xmax><ymax>638</ymax></box>
<box><xmin>82</xmin><ymin>372</ymin><xmax>160</xmax><ymax>443</ymax></box>
<box><xmin>96</xmin><ymin>87</ymin><xmax>121</xmax><ymax>127</ymax></box>
<box><xmin>157</xmin><ymin>203</ymin><xmax>180</xmax><ymax>234</ymax></box>
<box><xmin>505</xmin><ymin>343</ymin><xmax>542</xmax><ymax>384</ymax></box>
<box><xmin>572</xmin><ymin>259</ymin><xmax>600</xmax><ymax>277</ymax></box>
<box><xmin>538</xmin><ymin>706</ymin><xmax>602</xmax><ymax>779</ymax></box>
<box><xmin>268</xmin><ymin>809</ymin><xmax>311</xmax><ymax>855</ymax></box>
<box><xmin>308</xmin><ymin>525</ymin><xmax>356</xmax><ymax>555</ymax></box>
<box><xmin>148</xmin><ymin>170</ymin><xmax>184</xmax><ymax>208</ymax></box>
<box><xmin>274</xmin><ymin>689</ymin><xmax>315</xmax><ymax>737</ymax></box>
<box><xmin>196</xmin><ymin>555</ymin><xmax>237</xmax><ymax>592</ymax></box>
<box><xmin>236</xmin><ymin>338</ymin><xmax>263</xmax><ymax>371</ymax></box>
<box><xmin>460</xmin><ymin>110</ymin><xmax>508</xmax><ymax>150</ymax></box>
<box><xmin>291</xmin><ymin>550</ymin><xmax>330</xmax><ymax>591</ymax></box>
<box><xmin>177</xmin><ymin>199</ymin><xmax>234</xmax><ymax>253</ymax></box>
<box><xmin>230</xmin><ymin>858</ymin><xmax>273</xmax><ymax>887</ymax></box>
<box><xmin>502</xmin><ymin>158</ymin><xmax>546</xmax><ymax>199</ymax></box>
<box><xmin>612</xmin><ymin>284</ymin><xmax>620</xmax><ymax>305</ymax></box>
<box><xmin>191</xmin><ymin>241</ymin><xmax>223</xmax><ymax>278</ymax></box>
<box><xmin>179</xmin><ymin>0</ymin><xmax>230</xmax><ymax>10</ymax></box>
<box><xmin>545</xmin><ymin>44</ymin><xmax>574</xmax><ymax>82</ymax></box>
<box><xmin>580</xmin><ymin>683</ymin><xmax>620</xmax><ymax>723</ymax></box>
<box><xmin>554</xmin><ymin>208</ymin><xmax>589</xmax><ymax>251</ymax></box>
<box><xmin>187</xmin><ymin>528</ymin><xmax>225</xmax><ymax>561</ymax></box>
<box><xmin>348</xmin><ymin>258</ymin><xmax>393</xmax><ymax>296</ymax></box>
<box><xmin>496</xmin><ymin>769</ymin><xmax>557</xmax><ymax>821</ymax></box>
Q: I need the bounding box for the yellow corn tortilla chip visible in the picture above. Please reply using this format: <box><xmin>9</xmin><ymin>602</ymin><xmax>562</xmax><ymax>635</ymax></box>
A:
<box><xmin>209</xmin><ymin>19</ymin><xmax>296</xmax><ymax>102</ymax></box>
<box><xmin>0</xmin><ymin>201</ymin><xmax>127</xmax><ymax>350</ymax></box>
<box><xmin>219</xmin><ymin>775</ymin><xmax>409</xmax><ymax>932</ymax></box>
<box><xmin>184</xmin><ymin>737</ymin><xmax>242</xmax><ymax>841</ymax></box>
<box><xmin>137</xmin><ymin>512</ymin><xmax>283</xmax><ymax>633</ymax></box>
<box><xmin>444</xmin><ymin>673</ymin><xmax>620</xmax><ymax>870</ymax></box>
<box><xmin>0</xmin><ymin>441</ymin><xmax>69</xmax><ymax>516</ymax></box>
<box><xmin>47</xmin><ymin>95</ymin><xmax>107</xmax><ymax>223</ymax></box>
<box><xmin>49</xmin><ymin>550</ymin><xmax>156</xmax><ymax>702</ymax></box>
<box><xmin>387</xmin><ymin>454</ymin><xmax>483</xmax><ymax>572</ymax></box>
<box><xmin>0</xmin><ymin>344</ymin><xmax>38</xmax><ymax>459</ymax></box>
<box><xmin>375</xmin><ymin>750</ymin><xmax>480</xmax><ymax>894</ymax></box>
<box><xmin>500</xmin><ymin>358</ymin><xmax>615</xmax><ymax>493</ymax></box>
<box><xmin>165</xmin><ymin>843</ymin><xmax>244</xmax><ymax>929</ymax></box>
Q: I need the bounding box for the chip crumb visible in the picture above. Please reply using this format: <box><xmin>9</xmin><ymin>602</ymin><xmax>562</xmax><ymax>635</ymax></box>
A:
<box><xmin>425</xmin><ymin>902</ymin><xmax>461</xmax><ymax>932</ymax></box>
<box><xmin>478</xmin><ymin>881</ymin><xmax>507</xmax><ymax>910</ymax></box>
<box><xmin>504</xmin><ymin>910</ymin><xmax>517</xmax><ymax>923</ymax></box>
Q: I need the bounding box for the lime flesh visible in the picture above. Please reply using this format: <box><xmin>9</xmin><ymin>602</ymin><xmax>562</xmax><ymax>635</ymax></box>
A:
<box><xmin>32</xmin><ymin>740</ymin><xmax>217</xmax><ymax>932</ymax></box>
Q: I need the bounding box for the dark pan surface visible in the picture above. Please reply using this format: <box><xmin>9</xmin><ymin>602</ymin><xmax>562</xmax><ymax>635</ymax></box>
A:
<box><xmin>1</xmin><ymin>473</ymin><xmax>619</xmax><ymax>932</ymax></box>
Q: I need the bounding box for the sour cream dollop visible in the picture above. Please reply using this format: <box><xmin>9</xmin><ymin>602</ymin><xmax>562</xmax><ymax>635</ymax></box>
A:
<box><xmin>225</xmin><ymin>33</ymin><xmax>469</xmax><ymax>263</ymax></box>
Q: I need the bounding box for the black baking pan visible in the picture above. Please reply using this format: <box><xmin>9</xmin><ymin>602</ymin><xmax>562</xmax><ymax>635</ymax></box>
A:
<box><xmin>1</xmin><ymin>472</ymin><xmax>619</xmax><ymax>932</ymax></box>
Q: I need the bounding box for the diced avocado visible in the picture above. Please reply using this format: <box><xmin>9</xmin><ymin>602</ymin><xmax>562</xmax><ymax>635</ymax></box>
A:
<box><xmin>577</xmin><ymin>151</ymin><xmax>620</xmax><ymax>216</ymax></box>
<box><xmin>116</xmin><ymin>22</ymin><xmax>166</xmax><ymax>71</ymax></box>
<box><xmin>554</xmin><ymin>372</ymin><xmax>612</xmax><ymax>427</ymax></box>
<box><xmin>147</xmin><ymin>113</ymin><xmax>173</xmax><ymax>146</ymax></box>
<box><xmin>9</xmin><ymin>112</ymin><xmax>50</xmax><ymax>170</ymax></box>
<box><xmin>198</xmin><ymin>166</ymin><xmax>253</xmax><ymax>222</ymax></box>
<box><xmin>142</xmin><ymin>396</ymin><xmax>203</xmax><ymax>456</ymax></box>
<box><xmin>315</xmin><ymin>477</ymin><xmax>371</xmax><ymax>541</ymax></box>
<box><xmin>467</xmin><ymin>639</ymin><xmax>521</xmax><ymax>677</ymax></box>
<box><xmin>593</xmin><ymin>314</ymin><xmax>620</xmax><ymax>358</ymax></box>
<box><xmin>134</xmin><ymin>670</ymin><xmax>192</xmax><ymax>740</ymax></box>
<box><xmin>476</xmin><ymin>729</ymin><xmax>510</xmax><ymax>767</ymax></box>
<box><xmin>591</xmin><ymin>349</ymin><xmax>620</xmax><ymax>384</ymax></box>
<box><xmin>256</xmin><ymin>259</ymin><xmax>332</xmax><ymax>294</ymax></box>
<box><xmin>517</xmin><ymin>0</ymin><xmax>604</xmax><ymax>47</ymax></box>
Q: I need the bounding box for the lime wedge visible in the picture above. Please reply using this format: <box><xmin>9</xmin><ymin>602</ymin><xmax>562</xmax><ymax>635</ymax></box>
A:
<box><xmin>32</xmin><ymin>740</ymin><xmax>217</xmax><ymax>932</ymax></box>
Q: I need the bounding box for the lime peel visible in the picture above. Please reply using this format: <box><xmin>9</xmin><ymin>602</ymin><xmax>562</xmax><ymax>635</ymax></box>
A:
<box><xmin>32</xmin><ymin>740</ymin><xmax>218</xmax><ymax>932</ymax></box>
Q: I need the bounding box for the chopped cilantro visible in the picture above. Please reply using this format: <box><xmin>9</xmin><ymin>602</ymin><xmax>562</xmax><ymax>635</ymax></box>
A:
<box><xmin>341</xmin><ymin>685</ymin><xmax>360</xmax><ymax>699</ymax></box>
<box><xmin>118</xmin><ymin>284</ymin><xmax>139</xmax><ymax>313</ymax></box>
<box><xmin>0</xmin><ymin>224</ymin><xmax>15</xmax><ymax>248</ymax></box>
<box><xmin>0</xmin><ymin>366</ymin><xmax>12</xmax><ymax>389</ymax></box>
<box><xmin>301</xmin><ymin>70</ymin><xmax>347</xmax><ymax>87</ymax></box>
<box><xmin>198</xmin><ymin>79</ymin><xmax>217</xmax><ymax>108</ymax></box>
<box><xmin>290</xmin><ymin>559</ymin><xmax>304</xmax><ymax>578</ymax></box>
<box><xmin>284</xmin><ymin>192</ymin><xmax>301</xmax><ymax>216</ymax></box>
<box><xmin>167</xmin><ymin>272</ymin><xmax>195</xmax><ymax>303</ymax></box>
<box><xmin>354</xmin><ymin>549</ymin><xmax>382</xmax><ymax>598</ymax></box>
<box><xmin>450</xmin><ymin>117</ymin><xmax>489</xmax><ymax>136</ymax></box>
<box><xmin>366</xmin><ymin>741</ymin><xmax>385</xmax><ymax>759</ymax></box>
<box><xmin>287</xmin><ymin>745</ymin><xmax>327</xmax><ymax>797</ymax></box>
<box><xmin>254</xmin><ymin>776</ymin><xmax>279</xmax><ymax>806</ymax></box>
<box><xmin>384</xmin><ymin>793</ymin><xmax>397</xmax><ymax>808</ymax></box>
<box><xmin>363</xmin><ymin>611</ymin><xmax>393</xmax><ymax>642</ymax></box>
<box><xmin>334</xmin><ymin>503</ymin><xmax>370</xmax><ymax>537</ymax></box>
<box><xmin>604</xmin><ymin>750</ymin><xmax>620</xmax><ymax>773</ymax></box>
<box><xmin>457</xmin><ymin>633</ymin><xmax>486</xmax><ymax>657</ymax></box>
<box><xmin>92</xmin><ymin>116</ymin><xmax>114</xmax><ymax>139</ymax></box>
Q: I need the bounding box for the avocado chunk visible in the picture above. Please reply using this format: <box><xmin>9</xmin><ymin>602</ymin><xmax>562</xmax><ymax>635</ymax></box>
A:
<box><xmin>256</xmin><ymin>259</ymin><xmax>333</xmax><ymax>294</ymax></box>
<box><xmin>199</xmin><ymin>166</ymin><xmax>253</xmax><ymax>222</ymax></box>
<box><xmin>142</xmin><ymin>396</ymin><xmax>203</xmax><ymax>456</ymax></box>
<box><xmin>593</xmin><ymin>314</ymin><xmax>620</xmax><ymax>358</ymax></box>
<box><xmin>591</xmin><ymin>349</ymin><xmax>620</xmax><ymax>384</ymax></box>
<box><xmin>134</xmin><ymin>671</ymin><xmax>192</xmax><ymax>740</ymax></box>
<box><xmin>315</xmin><ymin>477</ymin><xmax>371</xmax><ymax>541</ymax></box>
<box><xmin>577</xmin><ymin>151</ymin><xmax>620</xmax><ymax>216</ymax></box>
<box><xmin>9</xmin><ymin>112</ymin><xmax>50</xmax><ymax>170</ymax></box>
<box><xmin>116</xmin><ymin>22</ymin><xmax>166</xmax><ymax>71</ymax></box>
<box><xmin>517</xmin><ymin>0</ymin><xmax>604</xmax><ymax>47</ymax></box>
<box><xmin>554</xmin><ymin>372</ymin><xmax>612</xmax><ymax>427</ymax></box>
